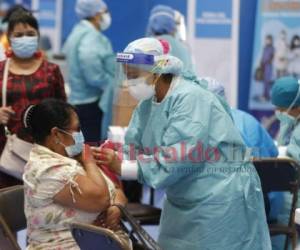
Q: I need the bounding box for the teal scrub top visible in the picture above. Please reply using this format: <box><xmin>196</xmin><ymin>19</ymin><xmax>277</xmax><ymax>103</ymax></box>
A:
<box><xmin>63</xmin><ymin>20</ymin><xmax>116</xmax><ymax>139</ymax></box>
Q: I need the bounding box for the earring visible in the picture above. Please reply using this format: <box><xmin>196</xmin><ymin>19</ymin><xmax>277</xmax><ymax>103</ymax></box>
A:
<box><xmin>34</xmin><ymin>50</ymin><xmax>43</xmax><ymax>59</ymax></box>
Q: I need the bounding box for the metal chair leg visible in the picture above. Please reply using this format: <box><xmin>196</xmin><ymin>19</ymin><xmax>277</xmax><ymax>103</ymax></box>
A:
<box><xmin>291</xmin><ymin>230</ymin><xmax>298</xmax><ymax>250</ymax></box>
<box><xmin>284</xmin><ymin>234</ymin><xmax>289</xmax><ymax>250</ymax></box>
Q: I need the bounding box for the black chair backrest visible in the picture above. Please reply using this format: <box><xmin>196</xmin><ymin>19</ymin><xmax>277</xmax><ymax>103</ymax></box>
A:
<box><xmin>70</xmin><ymin>222</ymin><xmax>123</xmax><ymax>250</ymax></box>
<box><xmin>0</xmin><ymin>185</ymin><xmax>26</xmax><ymax>233</ymax></box>
<box><xmin>253</xmin><ymin>158</ymin><xmax>300</xmax><ymax>192</ymax></box>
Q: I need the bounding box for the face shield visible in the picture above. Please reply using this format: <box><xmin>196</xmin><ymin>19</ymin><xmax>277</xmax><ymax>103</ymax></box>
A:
<box><xmin>174</xmin><ymin>10</ymin><xmax>187</xmax><ymax>41</ymax></box>
<box><xmin>116</xmin><ymin>52</ymin><xmax>162</xmax><ymax>101</ymax></box>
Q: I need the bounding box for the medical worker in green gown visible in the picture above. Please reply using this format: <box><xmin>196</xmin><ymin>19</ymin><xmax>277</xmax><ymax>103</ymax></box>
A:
<box><xmin>94</xmin><ymin>37</ymin><xmax>271</xmax><ymax>250</ymax></box>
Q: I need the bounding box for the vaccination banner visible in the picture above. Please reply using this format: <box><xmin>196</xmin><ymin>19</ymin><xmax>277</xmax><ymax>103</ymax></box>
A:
<box><xmin>249</xmin><ymin>0</ymin><xmax>300</xmax><ymax>112</ymax></box>
<box><xmin>187</xmin><ymin>0</ymin><xmax>239</xmax><ymax>107</ymax></box>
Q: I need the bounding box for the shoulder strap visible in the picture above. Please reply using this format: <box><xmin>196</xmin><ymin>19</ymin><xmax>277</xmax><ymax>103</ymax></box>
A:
<box><xmin>2</xmin><ymin>59</ymin><xmax>10</xmax><ymax>107</ymax></box>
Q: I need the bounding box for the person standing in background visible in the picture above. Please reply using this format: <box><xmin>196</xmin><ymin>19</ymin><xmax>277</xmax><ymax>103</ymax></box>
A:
<box><xmin>260</xmin><ymin>35</ymin><xmax>274</xmax><ymax>102</ymax></box>
<box><xmin>288</xmin><ymin>35</ymin><xmax>300</xmax><ymax>78</ymax></box>
<box><xmin>0</xmin><ymin>9</ymin><xmax>66</xmax><ymax>188</ymax></box>
<box><xmin>275</xmin><ymin>30</ymin><xmax>289</xmax><ymax>78</ymax></box>
<box><xmin>63</xmin><ymin>0</ymin><xmax>115</xmax><ymax>144</ymax></box>
<box><xmin>146</xmin><ymin>5</ymin><xmax>195</xmax><ymax>74</ymax></box>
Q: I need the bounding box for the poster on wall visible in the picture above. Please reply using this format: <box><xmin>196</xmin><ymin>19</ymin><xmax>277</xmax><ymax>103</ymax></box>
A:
<box><xmin>187</xmin><ymin>0</ymin><xmax>239</xmax><ymax>107</ymax></box>
<box><xmin>249</xmin><ymin>0</ymin><xmax>300</xmax><ymax>112</ymax></box>
<box><xmin>31</xmin><ymin>0</ymin><xmax>62</xmax><ymax>53</ymax></box>
<box><xmin>248</xmin><ymin>0</ymin><xmax>300</xmax><ymax>135</ymax></box>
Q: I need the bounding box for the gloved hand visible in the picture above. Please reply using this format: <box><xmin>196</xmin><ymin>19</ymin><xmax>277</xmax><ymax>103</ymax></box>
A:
<box><xmin>92</xmin><ymin>140</ymin><xmax>123</xmax><ymax>186</ymax></box>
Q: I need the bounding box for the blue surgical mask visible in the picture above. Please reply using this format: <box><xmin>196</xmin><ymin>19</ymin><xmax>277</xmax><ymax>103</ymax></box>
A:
<box><xmin>275</xmin><ymin>111</ymin><xmax>296</xmax><ymax>146</ymax></box>
<box><xmin>58</xmin><ymin>129</ymin><xmax>85</xmax><ymax>157</ymax></box>
<box><xmin>10</xmin><ymin>36</ymin><xmax>38</xmax><ymax>59</ymax></box>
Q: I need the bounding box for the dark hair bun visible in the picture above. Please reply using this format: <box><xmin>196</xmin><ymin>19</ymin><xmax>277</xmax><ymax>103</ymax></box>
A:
<box><xmin>21</xmin><ymin>99</ymin><xmax>76</xmax><ymax>144</ymax></box>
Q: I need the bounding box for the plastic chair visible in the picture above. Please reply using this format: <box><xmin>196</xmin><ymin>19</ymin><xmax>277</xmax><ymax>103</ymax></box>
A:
<box><xmin>253</xmin><ymin>157</ymin><xmax>300</xmax><ymax>250</ymax></box>
<box><xmin>71</xmin><ymin>204</ymin><xmax>161</xmax><ymax>250</ymax></box>
<box><xmin>71</xmin><ymin>222</ymin><xmax>124</xmax><ymax>250</ymax></box>
<box><xmin>0</xmin><ymin>185</ymin><xmax>26</xmax><ymax>250</ymax></box>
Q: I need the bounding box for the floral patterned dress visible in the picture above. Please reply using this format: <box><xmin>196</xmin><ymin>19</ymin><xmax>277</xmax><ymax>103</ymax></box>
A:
<box><xmin>23</xmin><ymin>144</ymin><xmax>116</xmax><ymax>250</ymax></box>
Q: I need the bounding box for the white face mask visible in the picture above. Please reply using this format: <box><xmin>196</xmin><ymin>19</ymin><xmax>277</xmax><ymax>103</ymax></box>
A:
<box><xmin>127</xmin><ymin>77</ymin><xmax>155</xmax><ymax>101</ymax></box>
<box><xmin>100</xmin><ymin>12</ymin><xmax>111</xmax><ymax>31</ymax></box>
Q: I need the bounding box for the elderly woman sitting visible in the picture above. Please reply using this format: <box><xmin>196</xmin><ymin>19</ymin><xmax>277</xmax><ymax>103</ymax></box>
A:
<box><xmin>22</xmin><ymin>99</ymin><xmax>130</xmax><ymax>250</ymax></box>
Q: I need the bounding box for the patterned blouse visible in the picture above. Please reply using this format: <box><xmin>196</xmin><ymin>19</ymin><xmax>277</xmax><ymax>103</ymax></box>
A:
<box><xmin>23</xmin><ymin>144</ymin><xmax>117</xmax><ymax>250</ymax></box>
<box><xmin>0</xmin><ymin>59</ymin><xmax>66</xmax><ymax>153</ymax></box>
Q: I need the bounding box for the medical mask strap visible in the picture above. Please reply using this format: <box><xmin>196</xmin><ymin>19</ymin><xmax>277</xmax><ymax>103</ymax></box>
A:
<box><xmin>139</xmin><ymin>73</ymin><xmax>159</xmax><ymax>88</ymax></box>
<box><xmin>56</xmin><ymin>128</ymin><xmax>73</xmax><ymax>145</ymax></box>
<box><xmin>150</xmin><ymin>58</ymin><xmax>167</xmax><ymax>86</ymax></box>
<box><xmin>57</xmin><ymin>128</ymin><xmax>72</xmax><ymax>137</ymax></box>
<box><xmin>286</xmin><ymin>80</ymin><xmax>300</xmax><ymax>114</ymax></box>
<box><xmin>151</xmin><ymin>56</ymin><xmax>168</xmax><ymax>73</ymax></box>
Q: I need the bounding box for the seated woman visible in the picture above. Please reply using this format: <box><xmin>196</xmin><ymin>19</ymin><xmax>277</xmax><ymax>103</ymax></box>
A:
<box><xmin>22</xmin><ymin>99</ymin><xmax>129</xmax><ymax>250</ymax></box>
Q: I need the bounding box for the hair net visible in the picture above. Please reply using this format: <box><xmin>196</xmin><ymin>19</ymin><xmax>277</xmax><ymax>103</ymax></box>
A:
<box><xmin>271</xmin><ymin>76</ymin><xmax>300</xmax><ymax>108</ymax></box>
<box><xmin>75</xmin><ymin>0</ymin><xmax>107</xmax><ymax>19</ymax></box>
<box><xmin>205</xmin><ymin>77</ymin><xmax>226</xmax><ymax>99</ymax></box>
<box><xmin>122</xmin><ymin>37</ymin><xmax>183</xmax><ymax>75</ymax></box>
<box><xmin>147</xmin><ymin>5</ymin><xmax>176</xmax><ymax>36</ymax></box>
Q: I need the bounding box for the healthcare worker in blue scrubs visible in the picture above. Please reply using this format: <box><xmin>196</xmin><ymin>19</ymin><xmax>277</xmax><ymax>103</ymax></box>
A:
<box><xmin>95</xmin><ymin>38</ymin><xmax>271</xmax><ymax>250</ymax></box>
<box><xmin>207</xmin><ymin>78</ymin><xmax>278</xmax><ymax>158</ymax></box>
<box><xmin>147</xmin><ymin>5</ymin><xmax>195</xmax><ymax>73</ymax></box>
<box><xmin>271</xmin><ymin>76</ymin><xmax>300</xmax><ymax>250</ymax></box>
<box><xmin>63</xmin><ymin>0</ymin><xmax>115</xmax><ymax>142</ymax></box>
<box><xmin>272</xmin><ymin>76</ymin><xmax>300</xmax><ymax>158</ymax></box>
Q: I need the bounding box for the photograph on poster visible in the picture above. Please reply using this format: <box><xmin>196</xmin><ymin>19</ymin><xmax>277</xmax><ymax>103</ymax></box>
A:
<box><xmin>249</xmin><ymin>0</ymin><xmax>300</xmax><ymax>111</ymax></box>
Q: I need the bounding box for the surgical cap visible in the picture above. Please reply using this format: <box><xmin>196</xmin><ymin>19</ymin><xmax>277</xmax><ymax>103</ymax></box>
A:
<box><xmin>205</xmin><ymin>77</ymin><xmax>226</xmax><ymax>99</ymax></box>
<box><xmin>271</xmin><ymin>76</ymin><xmax>300</xmax><ymax>108</ymax></box>
<box><xmin>148</xmin><ymin>5</ymin><xmax>176</xmax><ymax>36</ymax></box>
<box><xmin>123</xmin><ymin>37</ymin><xmax>183</xmax><ymax>75</ymax></box>
<box><xmin>76</xmin><ymin>0</ymin><xmax>107</xmax><ymax>19</ymax></box>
